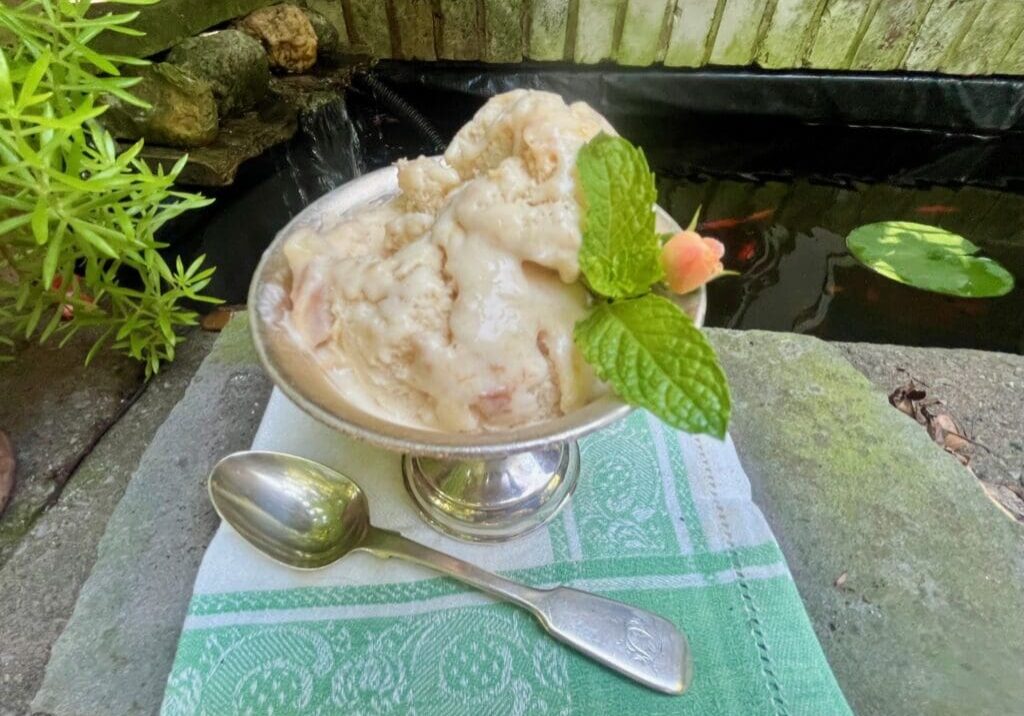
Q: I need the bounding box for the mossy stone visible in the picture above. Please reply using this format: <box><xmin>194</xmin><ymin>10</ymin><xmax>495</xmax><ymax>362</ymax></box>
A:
<box><xmin>300</xmin><ymin>6</ymin><xmax>340</xmax><ymax>59</ymax></box>
<box><xmin>101</xmin><ymin>63</ymin><xmax>218</xmax><ymax>148</ymax></box>
<box><xmin>167</xmin><ymin>30</ymin><xmax>270</xmax><ymax>117</ymax></box>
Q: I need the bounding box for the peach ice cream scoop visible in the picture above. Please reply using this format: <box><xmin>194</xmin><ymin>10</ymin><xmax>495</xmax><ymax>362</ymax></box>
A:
<box><xmin>282</xmin><ymin>90</ymin><xmax>614</xmax><ymax>432</ymax></box>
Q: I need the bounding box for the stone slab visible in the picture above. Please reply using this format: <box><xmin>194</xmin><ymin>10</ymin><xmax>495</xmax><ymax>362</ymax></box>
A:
<box><xmin>437</xmin><ymin>0</ymin><xmax>481</xmax><ymax>60</ymax></box>
<box><xmin>850</xmin><ymin>0</ymin><xmax>931</xmax><ymax>71</ymax></box>
<box><xmin>482</xmin><ymin>0</ymin><xmax>525</xmax><ymax>62</ymax></box>
<box><xmin>663</xmin><ymin>0</ymin><xmax>718</xmax><ymax>68</ymax></box>
<box><xmin>756</xmin><ymin>0</ymin><xmax>826</xmax><ymax>69</ymax></box>
<box><xmin>0</xmin><ymin>330</ymin><xmax>217</xmax><ymax>716</ymax></box>
<box><xmin>346</xmin><ymin>0</ymin><xmax>393</xmax><ymax>58</ymax></box>
<box><xmin>392</xmin><ymin>0</ymin><xmax>437</xmax><ymax>60</ymax></box>
<box><xmin>711</xmin><ymin>329</ymin><xmax>1024</xmax><ymax>716</ymax></box>
<box><xmin>134</xmin><ymin>103</ymin><xmax>298</xmax><ymax>187</ymax></box>
<box><xmin>836</xmin><ymin>342</ymin><xmax>1024</xmax><ymax>513</ymax></box>
<box><xmin>944</xmin><ymin>0</ymin><xmax>1024</xmax><ymax>75</ymax></box>
<box><xmin>90</xmin><ymin>0</ymin><xmax>277</xmax><ymax>58</ymax></box>
<box><xmin>573</xmin><ymin>0</ymin><xmax>620</xmax><ymax>64</ymax></box>
<box><xmin>708</xmin><ymin>0</ymin><xmax>770</xmax><ymax>66</ymax></box>
<box><xmin>616</xmin><ymin>0</ymin><xmax>670</xmax><ymax>66</ymax></box>
<box><xmin>805</xmin><ymin>0</ymin><xmax>874</xmax><ymax>70</ymax></box>
<box><xmin>25</xmin><ymin>319</ymin><xmax>1024</xmax><ymax>714</ymax></box>
<box><xmin>30</xmin><ymin>315</ymin><xmax>272</xmax><ymax>716</ymax></box>
<box><xmin>903</xmin><ymin>0</ymin><xmax>979</xmax><ymax>72</ymax></box>
<box><xmin>0</xmin><ymin>333</ymin><xmax>143</xmax><ymax>568</ymax></box>
<box><xmin>528</xmin><ymin>0</ymin><xmax>570</xmax><ymax>60</ymax></box>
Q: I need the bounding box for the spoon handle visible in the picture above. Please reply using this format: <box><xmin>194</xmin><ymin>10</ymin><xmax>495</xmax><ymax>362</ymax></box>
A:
<box><xmin>360</xmin><ymin>527</ymin><xmax>545</xmax><ymax>608</ymax></box>
<box><xmin>360</xmin><ymin>527</ymin><xmax>691</xmax><ymax>695</ymax></box>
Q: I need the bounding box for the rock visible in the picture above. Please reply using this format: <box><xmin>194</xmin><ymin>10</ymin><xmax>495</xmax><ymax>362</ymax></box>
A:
<box><xmin>0</xmin><ymin>329</ymin><xmax>143</xmax><ymax>568</ymax></box>
<box><xmin>125</xmin><ymin>101</ymin><xmax>298</xmax><ymax>187</ymax></box>
<box><xmin>237</xmin><ymin>4</ymin><xmax>318</xmax><ymax>73</ymax></box>
<box><xmin>0</xmin><ymin>429</ymin><xmax>13</xmax><ymax>516</ymax></box>
<box><xmin>300</xmin><ymin>6</ymin><xmax>339</xmax><ymax>59</ymax></box>
<box><xmin>0</xmin><ymin>328</ymin><xmax>217</xmax><ymax>715</ymax></box>
<box><xmin>31</xmin><ymin>315</ymin><xmax>272</xmax><ymax>716</ymax></box>
<box><xmin>101</xmin><ymin>63</ymin><xmax>218</xmax><ymax>148</ymax></box>
<box><xmin>89</xmin><ymin>0</ymin><xmax>279</xmax><ymax>59</ymax></box>
<box><xmin>710</xmin><ymin>329</ymin><xmax>1024</xmax><ymax>716</ymax></box>
<box><xmin>200</xmin><ymin>305</ymin><xmax>244</xmax><ymax>332</ymax></box>
<box><xmin>167</xmin><ymin>30</ymin><xmax>270</xmax><ymax>118</ymax></box>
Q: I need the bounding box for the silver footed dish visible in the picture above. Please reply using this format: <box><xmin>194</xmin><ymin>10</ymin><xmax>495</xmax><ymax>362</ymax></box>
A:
<box><xmin>248</xmin><ymin>165</ymin><xmax>706</xmax><ymax>541</ymax></box>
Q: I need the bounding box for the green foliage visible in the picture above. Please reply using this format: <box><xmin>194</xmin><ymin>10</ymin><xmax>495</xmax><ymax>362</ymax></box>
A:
<box><xmin>576</xmin><ymin>133</ymin><xmax>663</xmax><ymax>298</ymax></box>
<box><xmin>573</xmin><ymin>134</ymin><xmax>730</xmax><ymax>437</ymax></box>
<box><xmin>0</xmin><ymin>0</ymin><xmax>216</xmax><ymax>376</ymax></box>
<box><xmin>847</xmin><ymin>221</ymin><xmax>1015</xmax><ymax>298</ymax></box>
<box><xmin>575</xmin><ymin>294</ymin><xmax>731</xmax><ymax>438</ymax></box>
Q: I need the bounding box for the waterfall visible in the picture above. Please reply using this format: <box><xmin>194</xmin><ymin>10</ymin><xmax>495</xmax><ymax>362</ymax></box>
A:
<box><xmin>280</xmin><ymin>95</ymin><xmax>364</xmax><ymax>214</ymax></box>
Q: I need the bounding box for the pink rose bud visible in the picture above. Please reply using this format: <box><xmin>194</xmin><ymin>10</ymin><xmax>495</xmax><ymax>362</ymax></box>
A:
<box><xmin>661</xmin><ymin>230</ymin><xmax>726</xmax><ymax>295</ymax></box>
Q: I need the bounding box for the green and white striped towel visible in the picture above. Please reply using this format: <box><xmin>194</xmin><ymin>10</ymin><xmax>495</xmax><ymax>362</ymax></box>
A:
<box><xmin>161</xmin><ymin>389</ymin><xmax>850</xmax><ymax>715</ymax></box>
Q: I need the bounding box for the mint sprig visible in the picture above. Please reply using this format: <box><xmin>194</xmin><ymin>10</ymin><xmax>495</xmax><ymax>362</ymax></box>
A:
<box><xmin>573</xmin><ymin>136</ymin><xmax>731</xmax><ymax>437</ymax></box>
<box><xmin>577</xmin><ymin>134</ymin><xmax>664</xmax><ymax>298</ymax></box>
<box><xmin>576</xmin><ymin>295</ymin><xmax>730</xmax><ymax>438</ymax></box>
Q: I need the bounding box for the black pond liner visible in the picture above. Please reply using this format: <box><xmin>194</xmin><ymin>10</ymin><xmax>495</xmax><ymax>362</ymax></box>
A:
<box><xmin>167</xmin><ymin>64</ymin><xmax>1024</xmax><ymax>354</ymax></box>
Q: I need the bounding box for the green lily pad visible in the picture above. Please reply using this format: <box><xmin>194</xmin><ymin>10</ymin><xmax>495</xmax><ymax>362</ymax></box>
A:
<box><xmin>846</xmin><ymin>221</ymin><xmax>1015</xmax><ymax>298</ymax></box>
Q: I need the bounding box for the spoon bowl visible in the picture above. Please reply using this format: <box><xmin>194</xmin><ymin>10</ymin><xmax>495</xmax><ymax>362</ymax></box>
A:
<box><xmin>209</xmin><ymin>451</ymin><xmax>370</xmax><ymax>569</ymax></box>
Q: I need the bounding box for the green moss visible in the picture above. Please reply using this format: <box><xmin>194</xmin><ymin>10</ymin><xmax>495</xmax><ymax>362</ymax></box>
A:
<box><xmin>707</xmin><ymin>329</ymin><xmax>1024</xmax><ymax>715</ymax></box>
<box><xmin>483</xmin><ymin>0</ymin><xmax>524</xmax><ymax>62</ymax></box>
<box><xmin>528</xmin><ymin>0</ymin><xmax>569</xmax><ymax>60</ymax></box>
<box><xmin>438</xmin><ymin>0</ymin><xmax>480</xmax><ymax>60</ymax></box>
<box><xmin>663</xmin><ymin>0</ymin><xmax>718</xmax><ymax>68</ymax></box>
<box><xmin>709</xmin><ymin>0</ymin><xmax>770</xmax><ymax>66</ymax></box>
<box><xmin>207</xmin><ymin>312</ymin><xmax>260</xmax><ymax>366</ymax></box>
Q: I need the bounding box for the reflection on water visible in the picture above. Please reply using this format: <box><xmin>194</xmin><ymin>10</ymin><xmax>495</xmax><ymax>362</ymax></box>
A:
<box><xmin>167</xmin><ymin>85</ymin><xmax>1024</xmax><ymax>354</ymax></box>
<box><xmin>658</xmin><ymin>176</ymin><xmax>1024</xmax><ymax>353</ymax></box>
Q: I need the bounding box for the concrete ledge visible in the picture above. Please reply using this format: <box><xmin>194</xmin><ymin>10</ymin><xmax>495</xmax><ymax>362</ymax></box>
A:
<box><xmin>30</xmin><ymin>316</ymin><xmax>272</xmax><ymax>716</ymax></box>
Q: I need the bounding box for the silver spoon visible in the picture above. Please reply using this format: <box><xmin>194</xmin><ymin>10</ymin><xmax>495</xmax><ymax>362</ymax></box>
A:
<box><xmin>209</xmin><ymin>450</ymin><xmax>692</xmax><ymax>695</ymax></box>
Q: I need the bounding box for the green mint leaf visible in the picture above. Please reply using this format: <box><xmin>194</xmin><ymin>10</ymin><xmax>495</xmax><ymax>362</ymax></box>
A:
<box><xmin>575</xmin><ymin>294</ymin><xmax>731</xmax><ymax>438</ymax></box>
<box><xmin>577</xmin><ymin>134</ymin><xmax>664</xmax><ymax>298</ymax></box>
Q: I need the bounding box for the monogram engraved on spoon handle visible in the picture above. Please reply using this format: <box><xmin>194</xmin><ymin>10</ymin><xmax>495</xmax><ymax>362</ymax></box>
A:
<box><xmin>360</xmin><ymin>527</ymin><xmax>691</xmax><ymax>695</ymax></box>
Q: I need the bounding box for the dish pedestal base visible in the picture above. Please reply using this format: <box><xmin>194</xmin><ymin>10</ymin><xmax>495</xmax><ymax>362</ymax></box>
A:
<box><xmin>402</xmin><ymin>442</ymin><xmax>580</xmax><ymax>542</ymax></box>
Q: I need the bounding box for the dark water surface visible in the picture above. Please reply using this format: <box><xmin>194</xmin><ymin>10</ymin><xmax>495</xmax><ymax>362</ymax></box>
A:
<box><xmin>168</xmin><ymin>74</ymin><xmax>1024</xmax><ymax>354</ymax></box>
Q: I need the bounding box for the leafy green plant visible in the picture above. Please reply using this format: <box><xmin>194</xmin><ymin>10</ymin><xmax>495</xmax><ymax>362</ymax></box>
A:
<box><xmin>0</xmin><ymin>0</ymin><xmax>216</xmax><ymax>376</ymax></box>
<box><xmin>573</xmin><ymin>134</ymin><xmax>731</xmax><ymax>438</ymax></box>
<box><xmin>847</xmin><ymin>221</ymin><xmax>1015</xmax><ymax>298</ymax></box>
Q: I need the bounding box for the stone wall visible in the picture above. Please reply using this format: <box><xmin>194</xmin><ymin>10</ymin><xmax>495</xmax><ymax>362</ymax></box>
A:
<box><xmin>341</xmin><ymin>0</ymin><xmax>1024</xmax><ymax>73</ymax></box>
<box><xmin>102</xmin><ymin>0</ymin><xmax>1024</xmax><ymax>75</ymax></box>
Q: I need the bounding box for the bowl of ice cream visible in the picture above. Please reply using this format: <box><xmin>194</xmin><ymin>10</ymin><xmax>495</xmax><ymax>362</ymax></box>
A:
<box><xmin>250</xmin><ymin>91</ymin><xmax>706</xmax><ymax>541</ymax></box>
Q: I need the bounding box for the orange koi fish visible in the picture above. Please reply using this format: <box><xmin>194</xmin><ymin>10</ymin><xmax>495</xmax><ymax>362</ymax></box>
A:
<box><xmin>699</xmin><ymin>208</ymin><xmax>775</xmax><ymax>231</ymax></box>
<box><xmin>914</xmin><ymin>204</ymin><xmax>958</xmax><ymax>216</ymax></box>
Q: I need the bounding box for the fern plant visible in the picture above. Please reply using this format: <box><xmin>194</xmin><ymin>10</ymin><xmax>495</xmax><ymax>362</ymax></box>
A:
<box><xmin>0</xmin><ymin>0</ymin><xmax>216</xmax><ymax>376</ymax></box>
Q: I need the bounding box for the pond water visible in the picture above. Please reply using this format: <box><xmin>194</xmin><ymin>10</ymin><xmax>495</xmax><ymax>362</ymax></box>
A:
<box><xmin>168</xmin><ymin>71</ymin><xmax>1024</xmax><ymax>355</ymax></box>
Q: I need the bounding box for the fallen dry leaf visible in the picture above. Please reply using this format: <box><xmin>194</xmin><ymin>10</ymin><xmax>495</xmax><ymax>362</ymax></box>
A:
<box><xmin>200</xmin><ymin>305</ymin><xmax>242</xmax><ymax>332</ymax></box>
<box><xmin>888</xmin><ymin>381</ymin><xmax>927</xmax><ymax>422</ymax></box>
<box><xmin>833</xmin><ymin>571</ymin><xmax>848</xmax><ymax>588</ymax></box>
<box><xmin>889</xmin><ymin>380</ymin><xmax>973</xmax><ymax>465</ymax></box>
<box><xmin>0</xmin><ymin>429</ymin><xmax>14</xmax><ymax>516</ymax></box>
